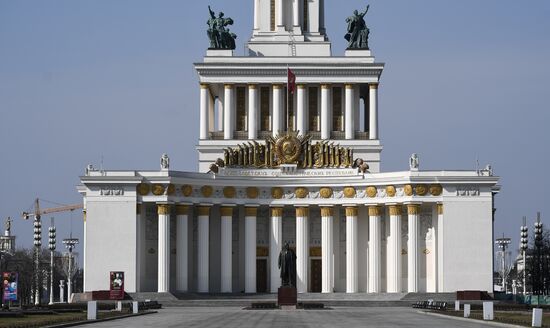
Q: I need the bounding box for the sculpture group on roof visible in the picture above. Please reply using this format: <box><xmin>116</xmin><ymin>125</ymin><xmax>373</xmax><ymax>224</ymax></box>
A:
<box><xmin>345</xmin><ymin>5</ymin><xmax>371</xmax><ymax>50</ymax></box>
<box><xmin>207</xmin><ymin>6</ymin><xmax>237</xmax><ymax>50</ymax></box>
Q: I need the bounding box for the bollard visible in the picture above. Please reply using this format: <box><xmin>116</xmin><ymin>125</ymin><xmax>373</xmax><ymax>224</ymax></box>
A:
<box><xmin>59</xmin><ymin>280</ymin><xmax>65</xmax><ymax>303</ymax></box>
<box><xmin>464</xmin><ymin>304</ymin><xmax>471</xmax><ymax>318</ymax></box>
<box><xmin>87</xmin><ymin>301</ymin><xmax>97</xmax><ymax>320</ymax></box>
<box><xmin>483</xmin><ymin>302</ymin><xmax>494</xmax><ymax>321</ymax></box>
<box><xmin>132</xmin><ymin>301</ymin><xmax>139</xmax><ymax>314</ymax></box>
<box><xmin>532</xmin><ymin>308</ymin><xmax>543</xmax><ymax>327</ymax></box>
<box><xmin>116</xmin><ymin>301</ymin><xmax>122</xmax><ymax>311</ymax></box>
<box><xmin>454</xmin><ymin>300</ymin><xmax>460</xmax><ymax>311</ymax></box>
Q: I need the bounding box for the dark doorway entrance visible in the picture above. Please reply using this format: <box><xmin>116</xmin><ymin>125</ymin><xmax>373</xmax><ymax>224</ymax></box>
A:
<box><xmin>310</xmin><ymin>259</ymin><xmax>322</xmax><ymax>292</ymax></box>
<box><xmin>257</xmin><ymin>259</ymin><xmax>268</xmax><ymax>293</ymax></box>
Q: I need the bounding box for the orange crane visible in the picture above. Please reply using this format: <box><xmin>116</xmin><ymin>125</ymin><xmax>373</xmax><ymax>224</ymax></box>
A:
<box><xmin>22</xmin><ymin>198</ymin><xmax>83</xmax><ymax>220</ymax></box>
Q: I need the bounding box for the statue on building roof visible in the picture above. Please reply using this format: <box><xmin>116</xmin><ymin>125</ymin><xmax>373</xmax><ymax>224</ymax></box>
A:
<box><xmin>410</xmin><ymin>153</ymin><xmax>419</xmax><ymax>171</ymax></box>
<box><xmin>207</xmin><ymin>6</ymin><xmax>237</xmax><ymax>50</ymax></box>
<box><xmin>345</xmin><ymin>5</ymin><xmax>370</xmax><ymax>50</ymax></box>
<box><xmin>160</xmin><ymin>153</ymin><xmax>170</xmax><ymax>170</ymax></box>
<box><xmin>5</xmin><ymin>216</ymin><xmax>11</xmax><ymax>235</ymax></box>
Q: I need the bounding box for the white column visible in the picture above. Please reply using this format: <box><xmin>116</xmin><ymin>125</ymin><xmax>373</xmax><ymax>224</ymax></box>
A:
<box><xmin>437</xmin><ymin>203</ymin><xmax>444</xmax><ymax>292</ymax></box>
<box><xmin>224</xmin><ymin>84</ymin><xmax>234</xmax><ymax>140</ymax></box>
<box><xmin>369</xmin><ymin>83</ymin><xmax>378</xmax><ymax>140</ymax></box>
<box><xmin>296</xmin><ymin>207</ymin><xmax>309</xmax><ymax>293</ymax></box>
<box><xmin>296</xmin><ymin>85</ymin><xmax>306</xmax><ymax>135</ymax></box>
<box><xmin>272</xmin><ymin>85</ymin><xmax>283</xmax><ymax>136</ymax></box>
<box><xmin>321</xmin><ymin>207</ymin><xmax>334</xmax><ymax>293</ymax></box>
<box><xmin>368</xmin><ymin>206</ymin><xmax>382</xmax><ymax>293</ymax></box>
<box><xmin>276</xmin><ymin>0</ymin><xmax>284</xmax><ymax>29</ymax></box>
<box><xmin>216</xmin><ymin>91</ymin><xmax>224</xmax><ymax>131</ymax></box>
<box><xmin>245</xmin><ymin>207</ymin><xmax>258</xmax><ymax>293</ymax></box>
<box><xmin>208</xmin><ymin>93</ymin><xmax>215</xmax><ymax>132</ymax></box>
<box><xmin>197</xmin><ymin>206</ymin><xmax>210</xmax><ymax>293</ymax></box>
<box><xmin>270</xmin><ymin>207</ymin><xmax>283</xmax><ymax>292</ymax></box>
<box><xmin>157</xmin><ymin>204</ymin><xmax>170</xmax><ymax>293</ymax></box>
<box><xmin>248</xmin><ymin>85</ymin><xmax>258</xmax><ymax>139</ymax></box>
<box><xmin>292</xmin><ymin>0</ymin><xmax>300</xmax><ymax>32</ymax></box>
<box><xmin>220</xmin><ymin>206</ymin><xmax>233</xmax><ymax>293</ymax></box>
<box><xmin>387</xmin><ymin>205</ymin><xmax>402</xmax><ymax>293</ymax></box>
<box><xmin>345</xmin><ymin>84</ymin><xmax>355</xmax><ymax>140</ymax></box>
<box><xmin>321</xmin><ymin>84</ymin><xmax>330</xmax><ymax>139</ymax></box>
<box><xmin>200</xmin><ymin>84</ymin><xmax>210</xmax><ymax>140</ymax></box>
<box><xmin>407</xmin><ymin>204</ymin><xmax>420</xmax><ymax>293</ymax></box>
<box><xmin>253</xmin><ymin>0</ymin><xmax>260</xmax><ymax>30</ymax></box>
<box><xmin>346</xmin><ymin>206</ymin><xmax>358</xmax><ymax>293</ymax></box>
<box><xmin>176</xmin><ymin>205</ymin><xmax>189</xmax><ymax>292</ymax></box>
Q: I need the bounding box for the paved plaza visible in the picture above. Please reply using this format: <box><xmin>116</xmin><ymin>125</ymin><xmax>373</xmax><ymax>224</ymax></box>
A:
<box><xmin>83</xmin><ymin>307</ymin><xmax>492</xmax><ymax>328</ymax></box>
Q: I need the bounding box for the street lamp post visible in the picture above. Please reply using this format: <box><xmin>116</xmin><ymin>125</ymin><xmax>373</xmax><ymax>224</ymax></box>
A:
<box><xmin>33</xmin><ymin>215</ymin><xmax>42</xmax><ymax>306</ymax></box>
<box><xmin>520</xmin><ymin>216</ymin><xmax>528</xmax><ymax>295</ymax></box>
<box><xmin>495</xmin><ymin>235</ymin><xmax>511</xmax><ymax>293</ymax></box>
<box><xmin>62</xmin><ymin>238</ymin><xmax>79</xmax><ymax>303</ymax></box>
<box><xmin>48</xmin><ymin>218</ymin><xmax>56</xmax><ymax>305</ymax></box>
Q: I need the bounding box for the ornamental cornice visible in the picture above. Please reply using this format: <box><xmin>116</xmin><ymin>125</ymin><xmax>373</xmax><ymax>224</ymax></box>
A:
<box><xmin>196</xmin><ymin>68</ymin><xmax>383</xmax><ymax>78</ymax></box>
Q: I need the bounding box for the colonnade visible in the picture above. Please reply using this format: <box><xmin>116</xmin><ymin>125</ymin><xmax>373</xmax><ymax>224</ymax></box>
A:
<box><xmin>199</xmin><ymin>83</ymin><xmax>379</xmax><ymax>141</ymax></box>
<box><xmin>152</xmin><ymin>203</ymin><xmax>442</xmax><ymax>293</ymax></box>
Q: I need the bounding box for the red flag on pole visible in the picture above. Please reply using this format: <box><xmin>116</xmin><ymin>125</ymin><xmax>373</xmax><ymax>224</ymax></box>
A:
<box><xmin>287</xmin><ymin>68</ymin><xmax>296</xmax><ymax>94</ymax></box>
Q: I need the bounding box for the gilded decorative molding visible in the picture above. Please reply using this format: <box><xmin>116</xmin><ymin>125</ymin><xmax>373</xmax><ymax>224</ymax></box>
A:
<box><xmin>272</xmin><ymin>187</ymin><xmax>283</xmax><ymax>199</ymax></box>
<box><xmin>176</xmin><ymin>205</ymin><xmax>189</xmax><ymax>216</ymax></box>
<box><xmin>200</xmin><ymin>84</ymin><xmax>209</xmax><ymax>89</ymax></box>
<box><xmin>423</xmin><ymin>249</ymin><xmax>430</xmax><ymax>255</ymax></box>
<box><xmin>429</xmin><ymin>184</ymin><xmax>443</xmax><ymax>196</ymax></box>
<box><xmin>389</xmin><ymin>205</ymin><xmax>402</xmax><ymax>216</ymax></box>
<box><xmin>296</xmin><ymin>207</ymin><xmax>309</xmax><ymax>217</ymax></box>
<box><xmin>166</xmin><ymin>184</ymin><xmax>176</xmax><ymax>196</ymax></box>
<box><xmin>223</xmin><ymin>186</ymin><xmax>236</xmax><ymax>198</ymax></box>
<box><xmin>201</xmin><ymin>185</ymin><xmax>213</xmax><ymax>198</ymax></box>
<box><xmin>297</xmin><ymin>84</ymin><xmax>306</xmax><ymax>89</ymax></box>
<box><xmin>345</xmin><ymin>207</ymin><xmax>358</xmax><ymax>217</ymax></box>
<box><xmin>137</xmin><ymin>183</ymin><xmax>150</xmax><ymax>196</ymax></box>
<box><xmin>368</xmin><ymin>206</ymin><xmax>382</xmax><ymax>217</ymax></box>
<box><xmin>437</xmin><ymin>204</ymin><xmax>444</xmax><ymax>215</ymax></box>
<box><xmin>245</xmin><ymin>207</ymin><xmax>258</xmax><ymax>217</ymax></box>
<box><xmin>321</xmin><ymin>84</ymin><xmax>330</xmax><ymax>89</ymax></box>
<box><xmin>152</xmin><ymin>184</ymin><xmax>165</xmax><ymax>196</ymax></box>
<box><xmin>386</xmin><ymin>185</ymin><xmax>396</xmax><ymax>197</ymax></box>
<box><xmin>224</xmin><ymin>84</ymin><xmax>233</xmax><ymax>89</ymax></box>
<box><xmin>246</xmin><ymin>187</ymin><xmax>259</xmax><ymax>199</ymax></box>
<box><xmin>319</xmin><ymin>187</ymin><xmax>333</xmax><ymax>199</ymax></box>
<box><xmin>404</xmin><ymin>184</ymin><xmax>413</xmax><ymax>196</ymax></box>
<box><xmin>83</xmin><ymin>210</ymin><xmax>87</xmax><ymax>222</ymax></box>
<box><xmin>343</xmin><ymin>187</ymin><xmax>356</xmax><ymax>198</ymax></box>
<box><xmin>271</xmin><ymin>207</ymin><xmax>283</xmax><ymax>217</ymax></box>
<box><xmin>157</xmin><ymin>204</ymin><xmax>170</xmax><ymax>215</ymax></box>
<box><xmin>320</xmin><ymin>207</ymin><xmax>333</xmax><ymax>217</ymax></box>
<box><xmin>181</xmin><ymin>185</ymin><xmax>193</xmax><ymax>197</ymax></box>
<box><xmin>415</xmin><ymin>184</ymin><xmax>428</xmax><ymax>196</ymax></box>
<box><xmin>295</xmin><ymin>187</ymin><xmax>309</xmax><ymax>199</ymax></box>
<box><xmin>248</xmin><ymin>84</ymin><xmax>257</xmax><ymax>89</ymax></box>
<box><xmin>345</xmin><ymin>84</ymin><xmax>354</xmax><ymax>89</ymax></box>
<box><xmin>197</xmin><ymin>206</ymin><xmax>210</xmax><ymax>216</ymax></box>
<box><xmin>220</xmin><ymin>207</ymin><xmax>233</xmax><ymax>217</ymax></box>
<box><xmin>273</xmin><ymin>84</ymin><xmax>282</xmax><ymax>90</ymax></box>
<box><xmin>310</xmin><ymin>247</ymin><xmax>322</xmax><ymax>257</ymax></box>
<box><xmin>366</xmin><ymin>186</ymin><xmax>377</xmax><ymax>198</ymax></box>
<box><xmin>257</xmin><ymin>246</ymin><xmax>269</xmax><ymax>257</ymax></box>
<box><xmin>407</xmin><ymin>204</ymin><xmax>420</xmax><ymax>215</ymax></box>
<box><xmin>369</xmin><ymin>83</ymin><xmax>379</xmax><ymax>90</ymax></box>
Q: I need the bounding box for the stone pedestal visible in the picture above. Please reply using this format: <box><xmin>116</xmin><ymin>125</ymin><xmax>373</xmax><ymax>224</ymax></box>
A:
<box><xmin>277</xmin><ymin>287</ymin><xmax>297</xmax><ymax>306</ymax></box>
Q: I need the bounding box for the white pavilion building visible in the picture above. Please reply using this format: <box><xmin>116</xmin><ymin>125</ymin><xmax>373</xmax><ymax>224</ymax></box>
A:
<box><xmin>78</xmin><ymin>0</ymin><xmax>500</xmax><ymax>296</ymax></box>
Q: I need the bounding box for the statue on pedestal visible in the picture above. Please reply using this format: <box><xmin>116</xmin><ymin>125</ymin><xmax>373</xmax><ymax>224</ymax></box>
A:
<box><xmin>409</xmin><ymin>153</ymin><xmax>419</xmax><ymax>170</ymax></box>
<box><xmin>5</xmin><ymin>217</ymin><xmax>11</xmax><ymax>235</ymax></box>
<box><xmin>345</xmin><ymin>5</ymin><xmax>370</xmax><ymax>50</ymax></box>
<box><xmin>207</xmin><ymin>6</ymin><xmax>237</xmax><ymax>50</ymax></box>
<box><xmin>278</xmin><ymin>242</ymin><xmax>296</xmax><ymax>287</ymax></box>
<box><xmin>160</xmin><ymin>153</ymin><xmax>170</xmax><ymax>170</ymax></box>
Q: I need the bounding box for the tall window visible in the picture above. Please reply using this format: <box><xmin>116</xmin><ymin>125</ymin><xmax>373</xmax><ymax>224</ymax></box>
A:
<box><xmin>332</xmin><ymin>87</ymin><xmax>343</xmax><ymax>131</ymax></box>
<box><xmin>303</xmin><ymin>0</ymin><xmax>309</xmax><ymax>32</ymax></box>
<box><xmin>236</xmin><ymin>87</ymin><xmax>246</xmax><ymax>131</ymax></box>
<box><xmin>270</xmin><ymin>0</ymin><xmax>276</xmax><ymax>31</ymax></box>
<box><xmin>260</xmin><ymin>87</ymin><xmax>271</xmax><ymax>131</ymax></box>
<box><xmin>308</xmin><ymin>87</ymin><xmax>319</xmax><ymax>131</ymax></box>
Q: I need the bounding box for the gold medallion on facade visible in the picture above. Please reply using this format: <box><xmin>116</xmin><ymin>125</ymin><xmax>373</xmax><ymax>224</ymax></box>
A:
<box><xmin>295</xmin><ymin>187</ymin><xmax>309</xmax><ymax>199</ymax></box>
<box><xmin>223</xmin><ymin>186</ymin><xmax>236</xmax><ymax>198</ymax></box>
<box><xmin>386</xmin><ymin>185</ymin><xmax>396</xmax><ymax>197</ymax></box>
<box><xmin>152</xmin><ymin>184</ymin><xmax>165</xmax><ymax>196</ymax></box>
<box><xmin>136</xmin><ymin>183</ymin><xmax>150</xmax><ymax>196</ymax></box>
<box><xmin>246</xmin><ymin>187</ymin><xmax>259</xmax><ymax>199</ymax></box>
<box><xmin>415</xmin><ymin>184</ymin><xmax>428</xmax><ymax>196</ymax></box>
<box><xmin>201</xmin><ymin>185</ymin><xmax>213</xmax><ymax>198</ymax></box>
<box><xmin>319</xmin><ymin>187</ymin><xmax>333</xmax><ymax>199</ymax></box>
<box><xmin>275</xmin><ymin>134</ymin><xmax>302</xmax><ymax>164</ymax></box>
<box><xmin>366</xmin><ymin>186</ymin><xmax>377</xmax><ymax>198</ymax></box>
<box><xmin>429</xmin><ymin>184</ymin><xmax>443</xmax><ymax>196</ymax></box>
<box><xmin>181</xmin><ymin>185</ymin><xmax>193</xmax><ymax>197</ymax></box>
<box><xmin>404</xmin><ymin>184</ymin><xmax>413</xmax><ymax>196</ymax></box>
<box><xmin>343</xmin><ymin>187</ymin><xmax>356</xmax><ymax>198</ymax></box>
<box><xmin>271</xmin><ymin>187</ymin><xmax>283</xmax><ymax>199</ymax></box>
<box><xmin>166</xmin><ymin>184</ymin><xmax>176</xmax><ymax>196</ymax></box>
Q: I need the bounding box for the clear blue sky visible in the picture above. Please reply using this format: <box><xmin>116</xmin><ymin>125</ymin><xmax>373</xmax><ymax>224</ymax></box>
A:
<box><xmin>1</xmin><ymin>0</ymin><xmax>549</xmax><ymax>259</ymax></box>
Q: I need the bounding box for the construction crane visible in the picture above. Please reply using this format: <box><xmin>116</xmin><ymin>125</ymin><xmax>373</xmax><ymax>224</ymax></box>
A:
<box><xmin>22</xmin><ymin>198</ymin><xmax>83</xmax><ymax>220</ymax></box>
